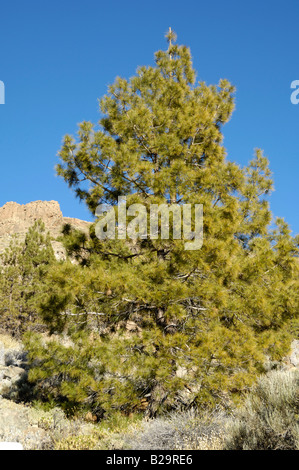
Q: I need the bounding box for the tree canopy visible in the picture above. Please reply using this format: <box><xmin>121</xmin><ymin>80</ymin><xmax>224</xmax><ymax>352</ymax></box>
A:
<box><xmin>0</xmin><ymin>220</ymin><xmax>56</xmax><ymax>336</ymax></box>
<box><xmin>23</xmin><ymin>32</ymin><xmax>299</xmax><ymax>417</ymax></box>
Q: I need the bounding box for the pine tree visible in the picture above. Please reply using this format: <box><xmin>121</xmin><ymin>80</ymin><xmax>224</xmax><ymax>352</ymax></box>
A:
<box><xmin>25</xmin><ymin>32</ymin><xmax>299</xmax><ymax>417</ymax></box>
<box><xmin>0</xmin><ymin>220</ymin><xmax>56</xmax><ymax>337</ymax></box>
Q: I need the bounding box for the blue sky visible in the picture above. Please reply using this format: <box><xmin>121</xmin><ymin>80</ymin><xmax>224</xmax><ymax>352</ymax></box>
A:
<box><xmin>0</xmin><ymin>0</ymin><xmax>298</xmax><ymax>234</ymax></box>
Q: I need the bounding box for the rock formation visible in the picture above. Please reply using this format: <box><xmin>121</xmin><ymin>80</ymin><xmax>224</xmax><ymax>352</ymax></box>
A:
<box><xmin>0</xmin><ymin>200</ymin><xmax>91</xmax><ymax>259</ymax></box>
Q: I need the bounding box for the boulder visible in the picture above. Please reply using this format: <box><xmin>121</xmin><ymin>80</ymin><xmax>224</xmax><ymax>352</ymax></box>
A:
<box><xmin>0</xmin><ymin>342</ymin><xmax>28</xmax><ymax>396</ymax></box>
<box><xmin>288</xmin><ymin>340</ymin><xmax>299</xmax><ymax>368</ymax></box>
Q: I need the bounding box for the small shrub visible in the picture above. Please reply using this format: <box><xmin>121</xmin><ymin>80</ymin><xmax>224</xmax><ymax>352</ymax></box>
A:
<box><xmin>54</xmin><ymin>434</ymin><xmax>100</xmax><ymax>451</ymax></box>
<box><xmin>124</xmin><ymin>409</ymin><xmax>228</xmax><ymax>450</ymax></box>
<box><xmin>225</xmin><ymin>370</ymin><xmax>299</xmax><ymax>450</ymax></box>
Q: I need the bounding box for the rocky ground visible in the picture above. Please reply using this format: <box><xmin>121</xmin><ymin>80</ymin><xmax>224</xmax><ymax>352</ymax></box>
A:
<box><xmin>0</xmin><ymin>336</ymin><xmax>52</xmax><ymax>449</ymax></box>
<box><xmin>0</xmin><ymin>399</ymin><xmax>52</xmax><ymax>450</ymax></box>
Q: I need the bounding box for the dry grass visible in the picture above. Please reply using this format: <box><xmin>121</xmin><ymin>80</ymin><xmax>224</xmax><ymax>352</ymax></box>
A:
<box><xmin>0</xmin><ymin>333</ymin><xmax>22</xmax><ymax>350</ymax></box>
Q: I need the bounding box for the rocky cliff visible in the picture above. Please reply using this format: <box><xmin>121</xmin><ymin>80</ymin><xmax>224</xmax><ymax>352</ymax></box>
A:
<box><xmin>0</xmin><ymin>200</ymin><xmax>91</xmax><ymax>259</ymax></box>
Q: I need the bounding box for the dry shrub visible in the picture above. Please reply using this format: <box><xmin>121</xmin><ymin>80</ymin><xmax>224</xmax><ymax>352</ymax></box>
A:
<box><xmin>124</xmin><ymin>409</ymin><xmax>228</xmax><ymax>450</ymax></box>
<box><xmin>225</xmin><ymin>370</ymin><xmax>299</xmax><ymax>450</ymax></box>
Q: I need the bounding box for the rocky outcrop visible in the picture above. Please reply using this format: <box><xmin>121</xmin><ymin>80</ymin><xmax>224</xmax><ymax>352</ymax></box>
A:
<box><xmin>0</xmin><ymin>341</ymin><xmax>28</xmax><ymax>396</ymax></box>
<box><xmin>0</xmin><ymin>200</ymin><xmax>91</xmax><ymax>259</ymax></box>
